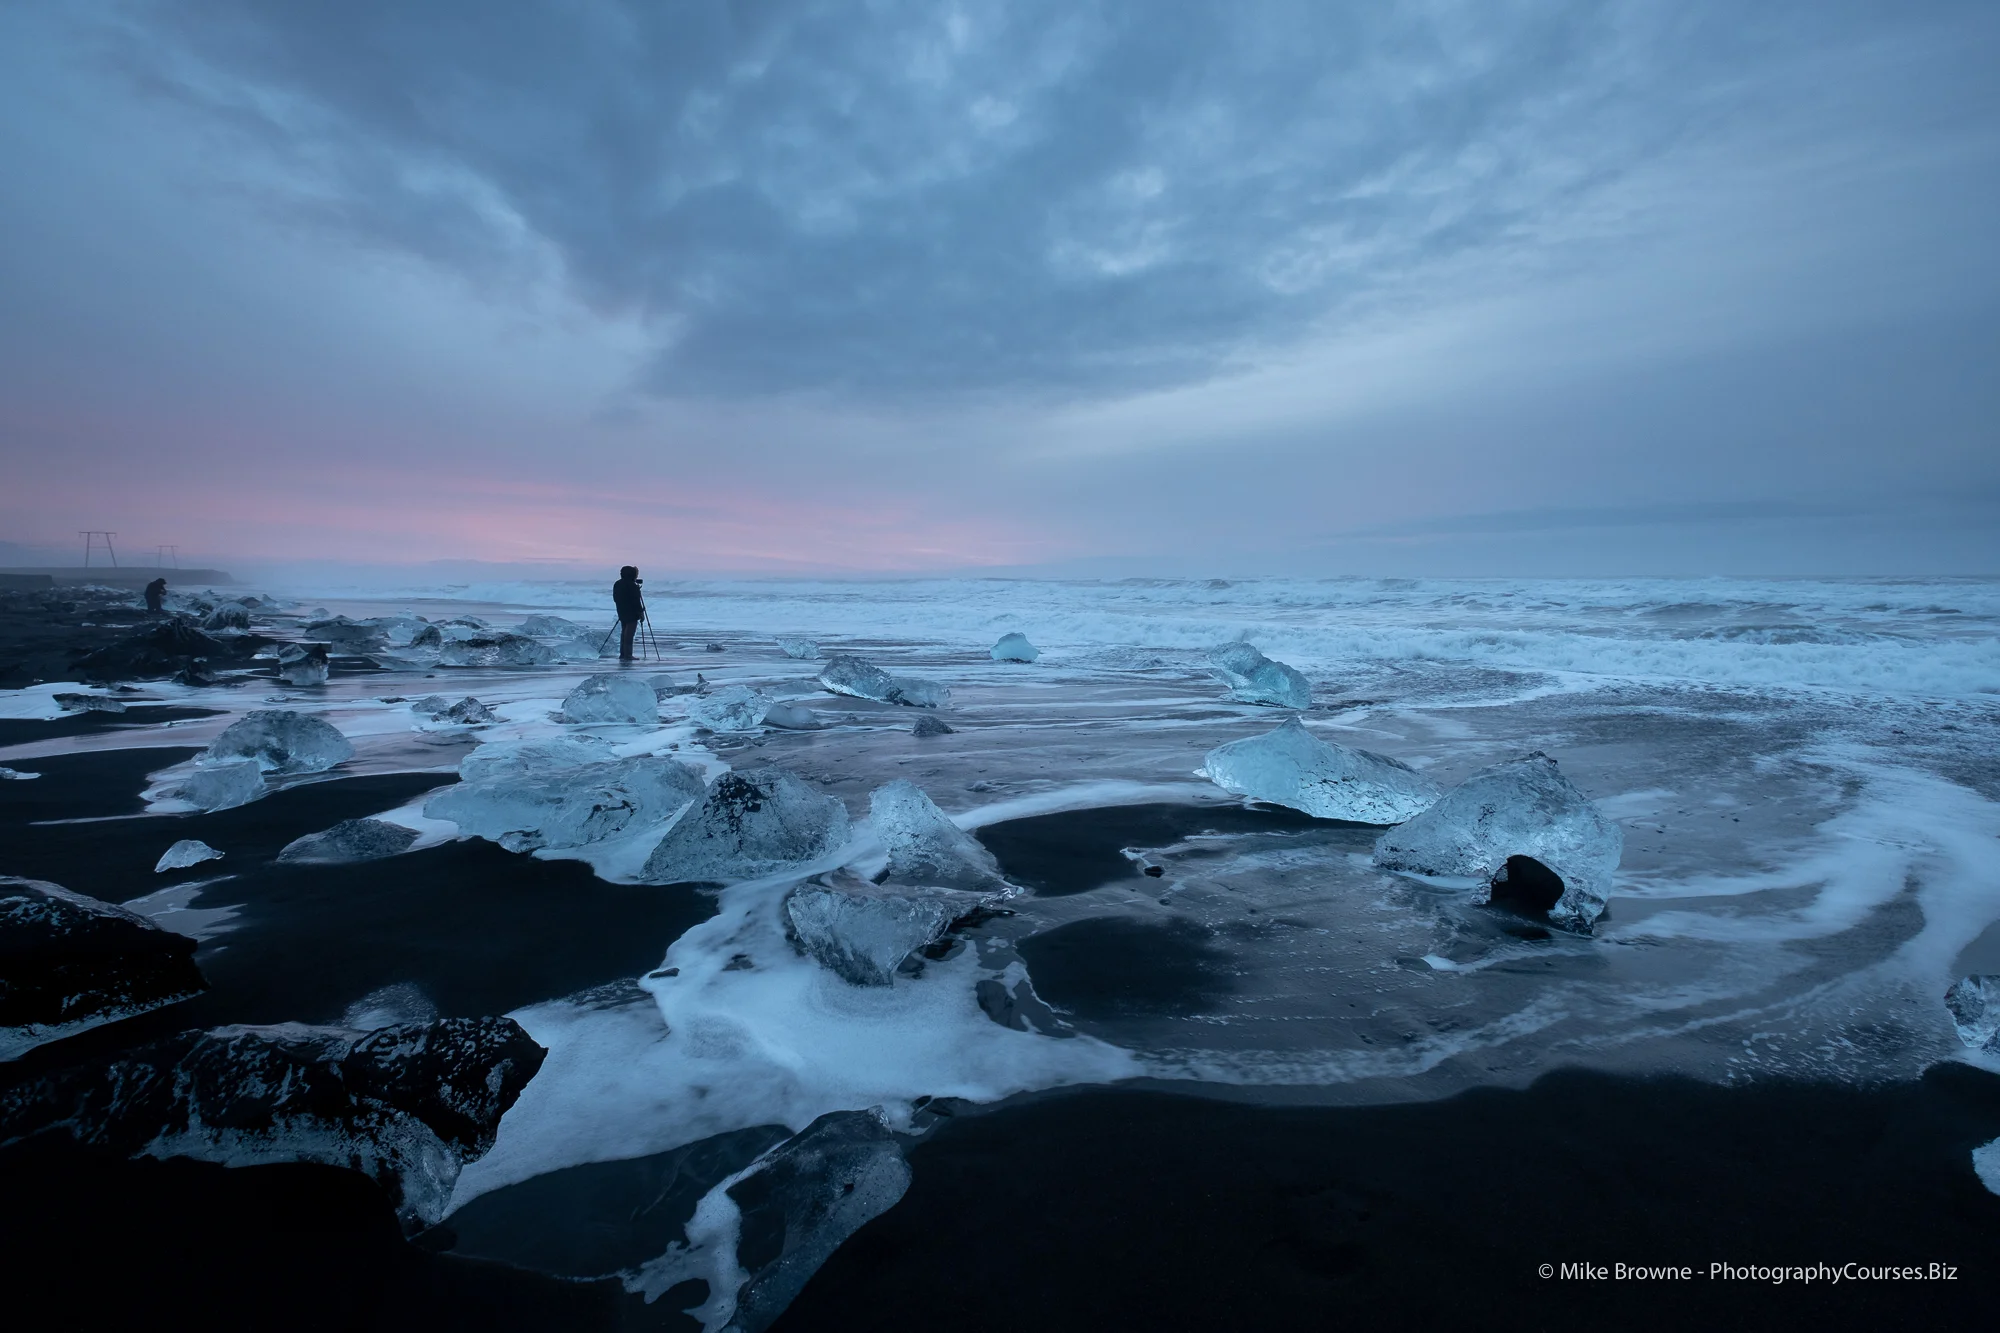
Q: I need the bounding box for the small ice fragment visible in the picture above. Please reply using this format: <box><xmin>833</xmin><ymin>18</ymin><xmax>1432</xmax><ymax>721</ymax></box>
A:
<box><xmin>1208</xmin><ymin>641</ymin><xmax>1312</xmax><ymax>709</ymax></box>
<box><xmin>1203</xmin><ymin>717</ymin><xmax>1439</xmax><ymax>823</ymax></box>
<box><xmin>640</xmin><ymin>768</ymin><xmax>849</xmax><ymax>885</ymax></box>
<box><xmin>276</xmin><ymin>643</ymin><xmax>330</xmax><ymax>686</ymax></box>
<box><xmin>0</xmin><ymin>767</ymin><xmax>38</xmax><ymax>781</ymax></box>
<box><xmin>911</xmin><ymin>715</ymin><xmax>953</xmax><ymax>737</ymax></box>
<box><xmin>204</xmin><ymin>710</ymin><xmax>354</xmax><ymax>773</ymax></box>
<box><xmin>688</xmin><ymin>684</ymin><xmax>773</xmax><ymax>732</ymax></box>
<box><xmin>871</xmin><ymin>779</ymin><xmax>1010</xmax><ymax>893</ymax></box>
<box><xmin>277</xmin><ymin>819</ymin><xmax>420</xmax><ymax>865</ymax></box>
<box><xmin>1944</xmin><ymin>976</ymin><xmax>2000</xmax><ymax>1050</ymax></box>
<box><xmin>173</xmin><ymin>758</ymin><xmax>266</xmax><ymax>811</ymax></box>
<box><xmin>705</xmin><ymin>642</ymin><xmax>726</xmax><ymax>653</ymax></box>
<box><xmin>762</xmin><ymin>702</ymin><xmax>824</xmax><ymax>730</ymax></box>
<box><xmin>785</xmin><ymin>876</ymin><xmax>982</xmax><ymax>986</ymax></box>
<box><xmin>412</xmin><ymin>695</ymin><xmax>495</xmax><ymax>725</ymax></box>
<box><xmin>1373</xmin><ymin>752</ymin><xmax>1623</xmax><ymax>932</ymax></box>
<box><xmin>990</xmin><ymin>632</ymin><xmax>1039</xmax><ymax>663</ymax></box>
<box><xmin>777</xmin><ymin>637</ymin><xmax>820</xmax><ymax>660</ymax></box>
<box><xmin>560</xmin><ymin>674</ymin><xmax>659</xmax><ymax>724</ymax></box>
<box><xmin>1421</xmin><ymin>954</ymin><xmax>1460</xmax><ymax>971</ymax></box>
<box><xmin>155</xmin><ymin>840</ymin><xmax>224</xmax><ymax>873</ymax></box>
<box><xmin>815</xmin><ymin>655</ymin><xmax>950</xmax><ymax>708</ymax></box>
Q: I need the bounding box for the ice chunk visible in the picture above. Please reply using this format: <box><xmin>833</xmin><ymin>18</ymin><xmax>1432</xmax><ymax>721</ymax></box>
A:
<box><xmin>202</xmin><ymin>604</ymin><xmax>250</xmax><ymax>632</ymax></box>
<box><xmin>411</xmin><ymin>694</ymin><xmax>496</xmax><ymax>725</ymax></box>
<box><xmin>815</xmin><ymin>654</ymin><xmax>950</xmax><ymax>708</ymax></box>
<box><xmin>0</xmin><ymin>876</ymin><xmax>207</xmax><ymax>1060</ymax></box>
<box><xmin>785</xmin><ymin>875</ymin><xmax>979</xmax><ymax>986</ymax></box>
<box><xmin>155</xmin><ymin>840</ymin><xmax>224</xmax><ymax>873</ymax></box>
<box><xmin>871</xmin><ymin>779</ymin><xmax>1010</xmax><ymax>893</ymax></box>
<box><xmin>0</xmin><ymin>767</ymin><xmax>38</xmax><ymax>781</ymax></box>
<box><xmin>276</xmin><ymin>643</ymin><xmax>329</xmax><ymax>686</ymax></box>
<box><xmin>912</xmin><ymin>715</ymin><xmax>953</xmax><ymax>737</ymax></box>
<box><xmin>173</xmin><ymin>758</ymin><xmax>266</xmax><ymax>811</ymax></box>
<box><xmin>439</xmin><ymin>633</ymin><xmax>562</xmax><ymax>668</ymax></box>
<box><xmin>426</xmin><ymin>754</ymin><xmax>705</xmax><ymax>853</ymax></box>
<box><xmin>205</xmin><ymin>710</ymin><xmax>354</xmax><ymax>773</ymax></box>
<box><xmin>561</xmin><ymin>673</ymin><xmax>659</xmax><ymax>724</ymax></box>
<box><xmin>640</xmin><ymin>768</ymin><xmax>849</xmax><ymax>885</ymax></box>
<box><xmin>303</xmin><ymin>615</ymin><xmax>388</xmax><ymax>650</ymax></box>
<box><xmin>1977</xmin><ymin>1139</ymin><xmax>2000</xmax><ymax>1197</ymax></box>
<box><xmin>457</xmin><ymin>735</ymin><xmax>617</xmax><ymax>782</ymax></box>
<box><xmin>552</xmin><ymin>637</ymin><xmax>608</xmax><ymax>662</ymax></box>
<box><xmin>688</xmin><ymin>684</ymin><xmax>773</xmax><ymax>732</ymax></box>
<box><xmin>0</xmin><ymin>1017</ymin><xmax>543</xmax><ymax>1227</ymax></box>
<box><xmin>54</xmin><ymin>692</ymin><xmax>125</xmax><ymax>714</ymax></box>
<box><xmin>1202</xmin><ymin>717</ymin><xmax>1440</xmax><ymax>823</ymax></box>
<box><xmin>721</xmin><ymin>1110</ymin><xmax>912</xmax><ymax>1333</ymax></box>
<box><xmin>1373</xmin><ymin>752</ymin><xmax>1623</xmax><ymax>931</ymax></box>
<box><xmin>342</xmin><ymin>982</ymin><xmax>439</xmax><ymax>1031</ymax></box>
<box><xmin>777</xmin><ymin>636</ymin><xmax>821</xmax><ymax>660</ymax></box>
<box><xmin>409</xmin><ymin>623</ymin><xmax>444</xmax><ymax>649</ymax></box>
<box><xmin>277</xmin><ymin>818</ymin><xmax>420</xmax><ymax>865</ymax></box>
<box><xmin>762</xmin><ymin>702</ymin><xmax>824</xmax><ymax>730</ymax></box>
<box><xmin>1208</xmin><ymin>641</ymin><xmax>1312</xmax><ymax>709</ymax></box>
<box><xmin>1944</xmin><ymin>976</ymin><xmax>2000</xmax><ymax>1050</ymax></box>
<box><xmin>991</xmin><ymin>632</ymin><xmax>1040</xmax><ymax>663</ymax></box>
<box><xmin>517</xmin><ymin>614</ymin><xmax>591</xmax><ymax>638</ymax></box>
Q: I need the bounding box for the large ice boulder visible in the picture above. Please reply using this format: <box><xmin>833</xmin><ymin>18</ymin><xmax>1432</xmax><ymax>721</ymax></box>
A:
<box><xmin>439</xmin><ymin>633</ymin><xmax>562</xmax><ymax>668</ymax></box>
<box><xmin>816</xmin><ymin>654</ymin><xmax>950</xmax><ymax>709</ymax></box>
<box><xmin>155</xmin><ymin>840</ymin><xmax>224</xmax><ymax>873</ymax></box>
<box><xmin>172</xmin><ymin>758</ymin><xmax>266</xmax><ymax>811</ymax></box>
<box><xmin>561</xmin><ymin>673</ymin><xmax>659</xmax><ymax>724</ymax></box>
<box><xmin>1203</xmin><ymin>717</ymin><xmax>1440</xmax><ymax>823</ymax></box>
<box><xmin>640</xmin><ymin>768</ymin><xmax>849</xmax><ymax>885</ymax></box>
<box><xmin>458</xmin><ymin>735</ymin><xmax>617</xmax><ymax>781</ymax></box>
<box><xmin>785</xmin><ymin>876</ymin><xmax>986</xmax><ymax>987</ymax></box>
<box><xmin>1945</xmin><ymin>976</ymin><xmax>2000</xmax><ymax>1050</ymax></box>
<box><xmin>276</xmin><ymin>643</ymin><xmax>330</xmax><ymax>686</ymax></box>
<box><xmin>0</xmin><ymin>1017</ymin><xmax>544</xmax><ymax>1228</ymax></box>
<box><xmin>277</xmin><ymin>819</ymin><xmax>419</xmax><ymax>865</ymax></box>
<box><xmin>871</xmin><ymin>779</ymin><xmax>1010</xmax><ymax>893</ymax></box>
<box><xmin>1208</xmin><ymin>641</ymin><xmax>1312</xmax><ymax>709</ymax></box>
<box><xmin>1373</xmin><ymin>753</ymin><xmax>1623</xmax><ymax>931</ymax></box>
<box><xmin>717</xmin><ymin>1110</ymin><xmax>912</xmax><ymax>1333</ymax></box>
<box><xmin>688</xmin><ymin>684</ymin><xmax>773</xmax><ymax>733</ymax></box>
<box><xmin>427</xmin><ymin>754</ymin><xmax>705</xmax><ymax>853</ymax></box>
<box><xmin>204</xmin><ymin>710</ymin><xmax>354</xmax><ymax>774</ymax></box>
<box><xmin>991</xmin><ymin>632</ymin><xmax>1040</xmax><ymax>663</ymax></box>
<box><xmin>0</xmin><ymin>877</ymin><xmax>208</xmax><ymax>1061</ymax></box>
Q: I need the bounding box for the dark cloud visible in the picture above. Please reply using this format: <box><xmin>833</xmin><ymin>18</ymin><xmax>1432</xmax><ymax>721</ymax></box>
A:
<box><xmin>105</xmin><ymin>0</ymin><xmax>1818</xmax><ymax>395</ymax></box>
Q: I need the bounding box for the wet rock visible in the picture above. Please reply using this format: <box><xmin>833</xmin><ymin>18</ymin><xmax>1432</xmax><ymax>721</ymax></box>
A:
<box><xmin>640</xmin><ymin>768</ymin><xmax>849</xmax><ymax>885</ymax></box>
<box><xmin>54</xmin><ymin>692</ymin><xmax>126</xmax><ymax>714</ymax></box>
<box><xmin>75</xmin><ymin>619</ymin><xmax>233</xmax><ymax>681</ymax></box>
<box><xmin>204</xmin><ymin>710</ymin><xmax>354</xmax><ymax>773</ymax></box>
<box><xmin>560</xmin><ymin>673</ymin><xmax>659</xmax><ymax>724</ymax></box>
<box><xmin>201</xmin><ymin>604</ymin><xmax>251</xmax><ymax>632</ymax></box>
<box><xmin>1203</xmin><ymin>716</ymin><xmax>1440</xmax><ymax>823</ymax></box>
<box><xmin>1945</xmin><ymin>976</ymin><xmax>2000</xmax><ymax>1050</ymax></box>
<box><xmin>1373</xmin><ymin>752</ymin><xmax>1623</xmax><ymax>932</ymax></box>
<box><xmin>155</xmin><ymin>840</ymin><xmax>224</xmax><ymax>873</ymax></box>
<box><xmin>911</xmin><ymin>714</ymin><xmax>953</xmax><ymax>737</ymax></box>
<box><xmin>277</xmin><ymin>819</ymin><xmax>420</xmax><ymax>865</ymax></box>
<box><xmin>722</xmin><ymin>1111</ymin><xmax>912</xmax><ymax>1333</ymax></box>
<box><xmin>0</xmin><ymin>877</ymin><xmax>208</xmax><ymax>1061</ymax></box>
<box><xmin>0</xmin><ymin>1016</ymin><xmax>545</xmax><ymax>1228</ymax></box>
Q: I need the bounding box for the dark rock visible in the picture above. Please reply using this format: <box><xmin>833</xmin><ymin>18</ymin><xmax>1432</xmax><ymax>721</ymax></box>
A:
<box><xmin>0</xmin><ymin>1016</ymin><xmax>546</xmax><ymax>1227</ymax></box>
<box><xmin>911</xmin><ymin>715</ymin><xmax>953</xmax><ymax>737</ymax></box>
<box><xmin>724</xmin><ymin>1111</ymin><xmax>912</xmax><ymax>1332</ymax></box>
<box><xmin>0</xmin><ymin>876</ymin><xmax>207</xmax><ymax>1060</ymax></box>
<box><xmin>277</xmin><ymin>819</ymin><xmax>421</xmax><ymax>865</ymax></box>
<box><xmin>706</xmin><ymin>642</ymin><xmax>726</xmax><ymax>653</ymax></box>
<box><xmin>202</xmin><ymin>604</ymin><xmax>251</xmax><ymax>631</ymax></box>
<box><xmin>75</xmin><ymin>618</ymin><xmax>232</xmax><ymax>681</ymax></box>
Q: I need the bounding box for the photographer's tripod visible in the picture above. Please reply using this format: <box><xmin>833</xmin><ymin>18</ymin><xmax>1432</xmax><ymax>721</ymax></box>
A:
<box><xmin>599</xmin><ymin>607</ymin><xmax>663</xmax><ymax>662</ymax></box>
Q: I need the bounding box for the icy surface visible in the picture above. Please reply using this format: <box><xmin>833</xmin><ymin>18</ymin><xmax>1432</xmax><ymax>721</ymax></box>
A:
<box><xmin>1976</xmin><ymin>1139</ymin><xmax>2000</xmax><ymax>1197</ymax></box>
<box><xmin>1208</xmin><ymin>641</ymin><xmax>1312</xmax><ymax>709</ymax></box>
<box><xmin>786</xmin><ymin>876</ymin><xmax>982</xmax><ymax>986</ymax></box>
<box><xmin>561</xmin><ymin>673</ymin><xmax>659</xmax><ymax>724</ymax></box>
<box><xmin>777</xmin><ymin>637</ymin><xmax>820</xmax><ymax>660</ymax></box>
<box><xmin>428</xmin><ymin>755</ymin><xmax>706</xmax><ymax>853</ymax></box>
<box><xmin>871</xmin><ymin>779</ymin><xmax>1010</xmax><ymax>893</ymax></box>
<box><xmin>1944</xmin><ymin>976</ymin><xmax>1999</xmax><ymax>1050</ymax></box>
<box><xmin>173</xmin><ymin>758</ymin><xmax>266</xmax><ymax>812</ymax></box>
<box><xmin>641</xmin><ymin>769</ymin><xmax>850</xmax><ymax>885</ymax></box>
<box><xmin>1203</xmin><ymin>717</ymin><xmax>1440</xmax><ymax>823</ymax></box>
<box><xmin>689</xmin><ymin>685</ymin><xmax>773</xmax><ymax>733</ymax></box>
<box><xmin>991</xmin><ymin>632</ymin><xmax>1040</xmax><ymax>663</ymax></box>
<box><xmin>1374</xmin><ymin>752</ymin><xmax>1624</xmax><ymax>930</ymax></box>
<box><xmin>278</xmin><ymin>818</ymin><xmax>421</xmax><ymax>864</ymax></box>
<box><xmin>815</xmin><ymin>654</ymin><xmax>949</xmax><ymax>708</ymax></box>
<box><xmin>155</xmin><ymin>839</ymin><xmax>224</xmax><ymax>873</ymax></box>
<box><xmin>204</xmin><ymin>710</ymin><xmax>354</xmax><ymax>773</ymax></box>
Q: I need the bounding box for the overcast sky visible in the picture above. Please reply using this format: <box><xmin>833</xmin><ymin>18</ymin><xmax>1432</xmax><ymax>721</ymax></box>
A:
<box><xmin>1</xmin><ymin>0</ymin><xmax>1995</xmax><ymax>577</ymax></box>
